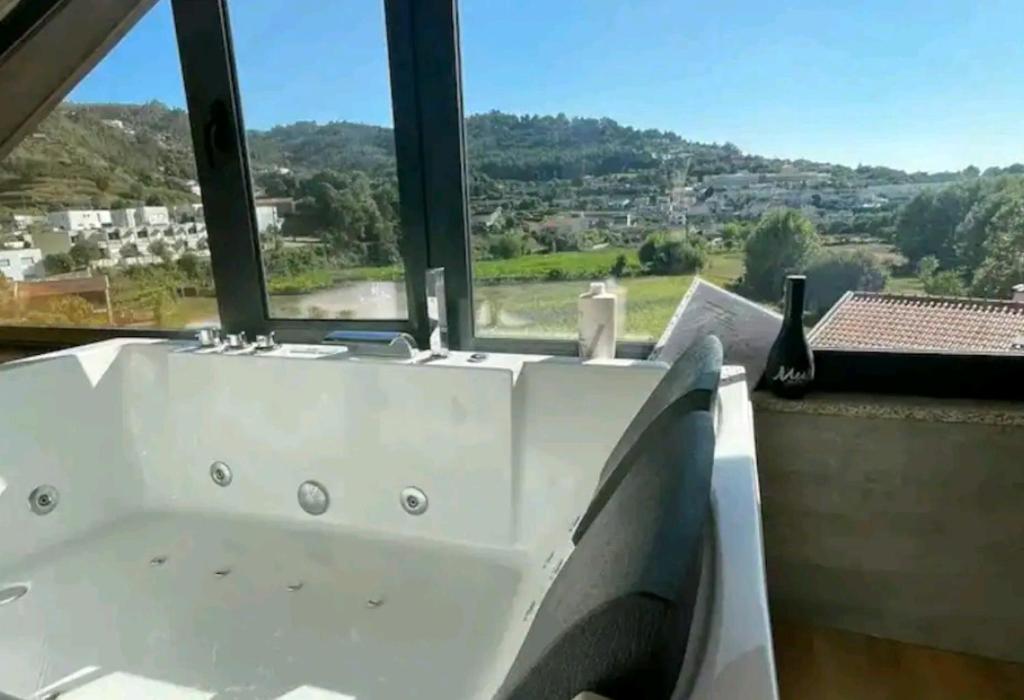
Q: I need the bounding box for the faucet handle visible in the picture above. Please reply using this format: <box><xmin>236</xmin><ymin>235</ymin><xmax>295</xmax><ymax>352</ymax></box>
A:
<box><xmin>196</xmin><ymin>327</ymin><xmax>222</xmax><ymax>348</ymax></box>
<box><xmin>225</xmin><ymin>332</ymin><xmax>249</xmax><ymax>350</ymax></box>
<box><xmin>254</xmin><ymin>332</ymin><xmax>278</xmax><ymax>351</ymax></box>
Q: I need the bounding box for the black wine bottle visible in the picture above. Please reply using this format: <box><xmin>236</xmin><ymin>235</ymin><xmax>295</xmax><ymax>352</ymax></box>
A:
<box><xmin>763</xmin><ymin>275</ymin><xmax>814</xmax><ymax>398</ymax></box>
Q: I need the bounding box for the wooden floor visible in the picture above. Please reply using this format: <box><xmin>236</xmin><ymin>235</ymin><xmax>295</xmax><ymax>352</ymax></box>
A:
<box><xmin>773</xmin><ymin>619</ymin><xmax>1024</xmax><ymax>700</ymax></box>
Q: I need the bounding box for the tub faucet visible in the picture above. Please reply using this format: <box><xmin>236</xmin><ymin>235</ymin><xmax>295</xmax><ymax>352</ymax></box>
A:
<box><xmin>196</xmin><ymin>327</ymin><xmax>222</xmax><ymax>348</ymax></box>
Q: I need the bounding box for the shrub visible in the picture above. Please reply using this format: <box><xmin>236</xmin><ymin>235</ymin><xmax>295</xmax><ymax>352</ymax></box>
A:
<box><xmin>638</xmin><ymin>232</ymin><xmax>707</xmax><ymax>275</ymax></box>
<box><xmin>488</xmin><ymin>233</ymin><xmax>528</xmax><ymax>260</ymax></box>
<box><xmin>805</xmin><ymin>250</ymin><xmax>888</xmax><ymax>314</ymax></box>
<box><xmin>43</xmin><ymin>252</ymin><xmax>74</xmax><ymax>275</ymax></box>
<box><xmin>743</xmin><ymin>209</ymin><xmax>820</xmax><ymax>300</ymax></box>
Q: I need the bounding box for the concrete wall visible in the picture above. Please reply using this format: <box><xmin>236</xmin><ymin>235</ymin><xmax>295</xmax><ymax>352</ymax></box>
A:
<box><xmin>754</xmin><ymin>394</ymin><xmax>1024</xmax><ymax>663</ymax></box>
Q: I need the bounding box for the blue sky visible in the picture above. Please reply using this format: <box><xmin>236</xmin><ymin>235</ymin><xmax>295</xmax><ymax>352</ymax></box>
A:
<box><xmin>70</xmin><ymin>0</ymin><xmax>1024</xmax><ymax>173</ymax></box>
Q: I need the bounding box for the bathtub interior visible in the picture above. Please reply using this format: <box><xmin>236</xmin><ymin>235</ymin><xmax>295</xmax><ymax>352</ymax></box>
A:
<box><xmin>0</xmin><ymin>340</ymin><xmax>667</xmax><ymax>699</ymax></box>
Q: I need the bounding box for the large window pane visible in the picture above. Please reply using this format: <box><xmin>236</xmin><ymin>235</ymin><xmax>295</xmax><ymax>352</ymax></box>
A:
<box><xmin>232</xmin><ymin>0</ymin><xmax>408</xmax><ymax>320</ymax></box>
<box><xmin>461</xmin><ymin>1</ymin><xmax>1024</xmax><ymax>350</ymax></box>
<box><xmin>0</xmin><ymin>0</ymin><xmax>219</xmax><ymax>330</ymax></box>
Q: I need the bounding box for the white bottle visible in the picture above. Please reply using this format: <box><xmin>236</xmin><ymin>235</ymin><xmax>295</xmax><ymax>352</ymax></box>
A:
<box><xmin>578</xmin><ymin>282</ymin><xmax>618</xmax><ymax>360</ymax></box>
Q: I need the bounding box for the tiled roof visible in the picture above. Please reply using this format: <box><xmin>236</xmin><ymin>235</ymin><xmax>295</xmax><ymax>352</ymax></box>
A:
<box><xmin>808</xmin><ymin>292</ymin><xmax>1024</xmax><ymax>355</ymax></box>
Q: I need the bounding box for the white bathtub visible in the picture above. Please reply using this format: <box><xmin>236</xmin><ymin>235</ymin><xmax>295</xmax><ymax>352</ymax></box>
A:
<box><xmin>0</xmin><ymin>339</ymin><xmax>776</xmax><ymax>699</ymax></box>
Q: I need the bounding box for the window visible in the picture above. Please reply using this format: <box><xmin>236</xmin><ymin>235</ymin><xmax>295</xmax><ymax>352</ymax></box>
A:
<box><xmin>0</xmin><ymin>0</ymin><xmax>219</xmax><ymax>330</ymax></box>
<box><xmin>231</xmin><ymin>0</ymin><xmax>409</xmax><ymax>321</ymax></box>
<box><xmin>459</xmin><ymin>1</ymin><xmax>1024</xmax><ymax>358</ymax></box>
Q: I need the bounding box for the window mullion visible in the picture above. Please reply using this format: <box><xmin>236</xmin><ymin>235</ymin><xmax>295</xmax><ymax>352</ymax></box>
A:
<box><xmin>384</xmin><ymin>0</ymin><xmax>432</xmax><ymax>348</ymax></box>
<box><xmin>170</xmin><ymin>0</ymin><xmax>267</xmax><ymax>335</ymax></box>
<box><xmin>403</xmin><ymin>0</ymin><xmax>474</xmax><ymax>350</ymax></box>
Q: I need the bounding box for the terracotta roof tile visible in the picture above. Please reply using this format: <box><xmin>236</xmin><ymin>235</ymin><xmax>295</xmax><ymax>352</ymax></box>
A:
<box><xmin>808</xmin><ymin>292</ymin><xmax>1024</xmax><ymax>355</ymax></box>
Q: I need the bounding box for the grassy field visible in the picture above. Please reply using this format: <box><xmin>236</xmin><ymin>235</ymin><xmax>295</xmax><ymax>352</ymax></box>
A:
<box><xmin>475</xmin><ymin>251</ymin><xmax>745</xmax><ymax>341</ymax></box>
<box><xmin>167</xmin><ymin>242</ymin><xmax>928</xmax><ymax>337</ymax></box>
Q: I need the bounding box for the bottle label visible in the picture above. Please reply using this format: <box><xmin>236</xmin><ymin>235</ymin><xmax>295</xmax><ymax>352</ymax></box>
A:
<box><xmin>772</xmin><ymin>366</ymin><xmax>811</xmax><ymax>385</ymax></box>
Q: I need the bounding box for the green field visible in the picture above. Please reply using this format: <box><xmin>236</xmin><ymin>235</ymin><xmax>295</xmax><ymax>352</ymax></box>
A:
<box><xmin>166</xmin><ymin>243</ymin><xmax>928</xmax><ymax>337</ymax></box>
<box><xmin>474</xmin><ymin>251</ymin><xmax>745</xmax><ymax>340</ymax></box>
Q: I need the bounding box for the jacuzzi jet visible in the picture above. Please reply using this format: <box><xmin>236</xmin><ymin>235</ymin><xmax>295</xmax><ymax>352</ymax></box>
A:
<box><xmin>150</xmin><ymin>555</ymin><xmax>168</xmax><ymax>567</ymax></box>
<box><xmin>28</xmin><ymin>485</ymin><xmax>59</xmax><ymax>516</ymax></box>
<box><xmin>209</xmin><ymin>461</ymin><xmax>233</xmax><ymax>487</ymax></box>
<box><xmin>400</xmin><ymin>486</ymin><xmax>428</xmax><ymax>515</ymax></box>
<box><xmin>298</xmin><ymin>480</ymin><xmax>329</xmax><ymax>516</ymax></box>
<box><xmin>0</xmin><ymin>584</ymin><xmax>28</xmax><ymax>606</ymax></box>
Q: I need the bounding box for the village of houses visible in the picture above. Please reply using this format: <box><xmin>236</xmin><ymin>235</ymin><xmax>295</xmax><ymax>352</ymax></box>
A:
<box><xmin>0</xmin><ymin>200</ymin><xmax>285</xmax><ymax>283</ymax></box>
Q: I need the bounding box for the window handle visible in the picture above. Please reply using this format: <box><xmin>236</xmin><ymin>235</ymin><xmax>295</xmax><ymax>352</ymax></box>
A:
<box><xmin>204</xmin><ymin>99</ymin><xmax>234</xmax><ymax>168</ymax></box>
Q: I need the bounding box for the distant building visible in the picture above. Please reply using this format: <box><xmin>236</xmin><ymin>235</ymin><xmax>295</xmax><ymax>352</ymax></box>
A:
<box><xmin>29</xmin><ymin>230</ymin><xmax>73</xmax><ymax>257</ymax></box>
<box><xmin>111</xmin><ymin>206</ymin><xmax>170</xmax><ymax>228</ymax></box>
<box><xmin>47</xmin><ymin>210</ymin><xmax>105</xmax><ymax>231</ymax></box>
<box><xmin>0</xmin><ymin>248</ymin><xmax>43</xmax><ymax>280</ymax></box>
<box><xmin>12</xmin><ymin>276</ymin><xmax>113</xmax><ymax>323</ymax></box>
<box><xmin>254</xmin><ymin>197</ymin><xmax>296</xmax><ymax>217</ymax></box>
<box><xmin>471</xmin><ymin>206</ymin><xmax>504</xmax><ymax>231</ymax></box>
<box><xmin>173</xmin><ymin>203</ymin><xmax>204</xmax><ymax>222</ymax></box>
<box><xmin>110</xmin><ymin>208</ymin><xmax>138</xmax><ymax>228</ymax></box>
<box><xmin>254</xmin><ymin>204</ymin><xmax>280</xmax><ymax>233</ymax></box>
<box><xmin>136</xmin><ymin>206</ymin><xmax>170</xmax><ymax>226</ymax></box>
<box><xmin>704</xmin><ymin>172</ymin><xmax>762</xmax><ymax>189</ymax></box>
<box><xmin>12</xmin><ymin>214</ymin><xmax>43</xmax><ymax>230</ymax></box>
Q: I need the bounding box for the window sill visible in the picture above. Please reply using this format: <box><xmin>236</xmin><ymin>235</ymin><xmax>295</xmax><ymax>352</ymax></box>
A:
<box><xmin>752</xmin><ymin>389</ymin><xmax>1024</xmax><ymax>427</ymax></box>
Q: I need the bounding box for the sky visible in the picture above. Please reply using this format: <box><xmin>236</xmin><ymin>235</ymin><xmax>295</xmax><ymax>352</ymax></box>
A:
<box><xmin>69</xmin><ymin>0</ymin><xmax>1024</xmax><ymax>173</ymax></box>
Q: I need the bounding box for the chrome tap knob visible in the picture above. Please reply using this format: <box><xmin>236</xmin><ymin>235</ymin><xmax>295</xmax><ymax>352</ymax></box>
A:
<box><xmin>196</xmin><ymin>327</ymin><xmax>222</xmax><ymax>348</ymax></box>
<box><xmin>225</xmin><ymin>332</ymin><xmax>248</xmax><ymax>350</ymax></box>
<box><xmin>254</xmin><ymin>332</ymin><xmax>278</xmax><ymax>351</ymax></box>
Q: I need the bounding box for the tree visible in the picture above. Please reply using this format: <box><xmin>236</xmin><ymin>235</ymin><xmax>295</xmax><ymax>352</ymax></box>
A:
<box><xmin>805</xmin><ymin>250</ymin><xmax>888</xmax><ymax>313</ymax></box>
<box><xmin>145</xmin><ymin>193</ymin><xmax>165</xmax><ymax>206</ymax></box>
<box><xmin>120</xmin><ymin>243</ymin><xmax>141</xmax><ymax>259</ymax></box>
<box><xmin>638</xmin><ymin>232</ymin><xmax>706</xmax><ymax>275</ymax></box>
<box><xmin>176</xmin><ymin>252</ymin><xmax>201</xmax><ymax>279</ymax></box>
<box><xmin>917</xmin><ymin>255</ymin><xmax>940</xmax><ymax>280</ymax></box>
<box><xmin>923</xmin><ymin>270</ymin><xmax>967</xmax><ymax>296</ymax></box>
<box><xmin>610</xmin><ymin>253</ymin><xmax>629</xmax><ymax>277</ymax></box>
<box><xmin>742</xmin><ymin>209</ymin><xmax>820</xmax><ymax>300</ymax></box>
<box><xmin>488</xmin><ymin>232</ymin><xmax>527</xmax><ymax>260</ymax></box>
<box><xmin>954</xmin><ymin>178</ymin><xmax>1024</xmax><ymax>271</ymax></box>
<box><xmin>968</xmin><ymin>197</ymin><xmax>1024</xmax><ymax>299</ymax></box>
<box><xmin>43</xmin><ymin>252</ymin><xmax>74</xmax><ymax>275</ymax></box>
<box><xmin>720</xmin><ymin>221</ymin><xmax>750</xmax><ymax>250</ymax></box>
<box><xmin>895</xmin><ymin>184</ymin><xmax>980</xmax><ymax>267</ymax></box>
<box><xmin>148</xmin><ymin>239</ymin><xmax>173</xmax><ymax>263</ymax></box>
<box><xmin>69</xmin><ymin>239</ymin><xmax>105</xmax><ymax>268</ymax></box>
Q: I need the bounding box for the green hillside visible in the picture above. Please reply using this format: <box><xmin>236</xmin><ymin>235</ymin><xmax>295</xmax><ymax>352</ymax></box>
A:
<box><xmin>2</xmin><ymin>101</ymin><xmax>1006</xmax><ymax>217</ymax></box>
<box><xmin>0</xmin><ymin>101</ymin><xmax>201</xmax><ymax>213</ymax></box>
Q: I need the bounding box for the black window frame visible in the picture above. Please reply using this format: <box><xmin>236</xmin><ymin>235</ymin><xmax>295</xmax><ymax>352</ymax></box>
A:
<box><xmin>0</xmin><ymin>0</ymin><xmax>1020</xmax><ymax>400</ymax></box>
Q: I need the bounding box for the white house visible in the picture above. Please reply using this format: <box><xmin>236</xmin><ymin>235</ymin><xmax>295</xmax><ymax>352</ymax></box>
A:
<box><xmin>254</xmin><ymin>204</ymin><xmax>280</xmax><ymax>233</ymax></box>
<box><xmin>111</xmin><ymin>208</ymin><xmax>138</xmax><ymax>228</ymax></box>
<box><xmin>0</xmin><ymin>248</ymin><xmax>43</xmax><ymax>280</ymax></box>
<box><xmin>111</xmin><ymin>206</ymin><xmax>170</xmax><ymax>228</ymax></box>
<box><xmin>173</xmin><ymin>203</ymin><xmax>204</xmax><ymax>222</ymax></box>
<box><xmin>137</xmin><ymin>206</ymin><xmax>170</xmax><ymax>226</ymax></box>
<box><xmin>47</xmin><ymin>210</ymin><xmax>106</xmax><ymax>231</ymax></box>
<box><xmin>12</xmin><ymin>214</ymin><xmax>43</xmax><ymax>230</ymax></box>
